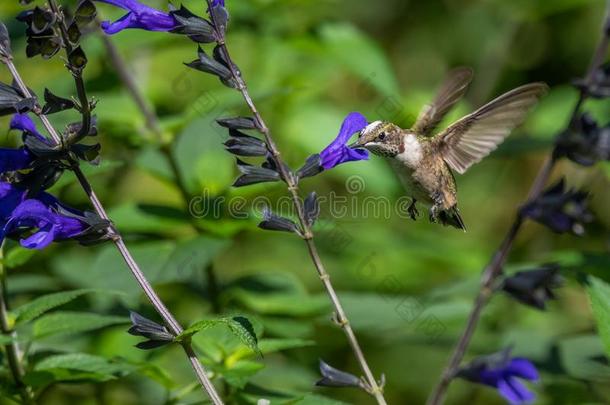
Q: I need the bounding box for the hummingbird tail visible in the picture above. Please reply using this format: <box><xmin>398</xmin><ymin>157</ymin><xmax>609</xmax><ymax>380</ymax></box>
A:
<box><xmin>439</xmin><ymin>206</ymin><xmax>467</xmax><ymax>232</ymax></box>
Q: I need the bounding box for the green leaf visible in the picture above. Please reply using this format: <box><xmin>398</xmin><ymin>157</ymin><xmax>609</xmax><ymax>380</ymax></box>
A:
<box><xmin>587</xmin><ymin>277</ymin><xmax>610</xmax><ymax>357</ymax></box>
<box><xmin>221</xmin><ymin>359</ymin><xmax>264</xmax><ymax>389</ymax></box>
<box><xmin>1</xmin><ymin>246</ymin><xmax>36</xmax><ymax>269</ymax></box>
<box><xmin>32</xmin><ymin>312</ymin><xmax>128</xmax><ymax>339</ymax></box>
<box><xmin>173</xmin><ymin>116</ymin><xmax>234</xmax><ymax>195</ymax></box>
<box><xmin>12</xmin><ymin>289</ymin><xmax>117</xmax><ymax>324</ymax></box>
<box><xmin>558</xmin><ymin>334</ymin><xmax>610</xmax><ymax>381</ymax></box>
<box><xmin>224</xmin><ymin>273</ymin><xmax>329</xmax><ymax>317</ymax></box>
<box><xmin>25</xmin><ymin>353</ymin><xmax>135</xmax><ymax>388</ymax></box>
<box><xmin>257</xmin><ymin>338</ymin><xmax>315</xmax><ymax>355</ymax></box>
<box><xmin>320</xmin><ymin>23</ymin><xmax>399</xmax><ymax>98</ymax></box>
<box><xmin>108</xmin><ymin>204</ymin><xmax>192</xmax><ymax>236</ymax></box>
<box><xmin>177</xmin><ymin>316</ymin><xmax>260</xmax><ymax>355</ymax></box>
<box><xmin>34</xmin><ymin>353</ymin><xmax>135</xmax><ymax>375</ymax></box>
<box><xmin>155</xmin><ymin>235</ymin><xmax>230</xmax><ymax>284</ymax></box>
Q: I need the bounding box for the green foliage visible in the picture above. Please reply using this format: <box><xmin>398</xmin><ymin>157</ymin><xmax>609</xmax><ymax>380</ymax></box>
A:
<box><xmin>0</xmin><ymin>0</ymin><xmax>608</xmax><ymax>404</ymax></box>
<box><xmin>25</xmin><ymin>353</ymin><xmax>136</xmax><ymax>388</ymax></box>
<box><xmin>587</xmin><ymin>277</ymin><xmax>610</xmax><ymax>358</ymax></box>
<box><xmin>177</xmin><ymin>315</ymin><xmax>261</xmax><ymax>356</ymax></box>
<box><xmin>12</xmin><ymin>289</ymin><xmax>117</xmax><ymax>324</ymax></box>
<box><xmin>32</xmin><ymin>312</ymin><xmax>128</xmax><ymax>339</ymax></box>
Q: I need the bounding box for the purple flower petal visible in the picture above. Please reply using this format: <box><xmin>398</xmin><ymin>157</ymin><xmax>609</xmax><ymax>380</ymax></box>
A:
<box><xmin>20</xmin><ymin>223</ymin><xmax>56</xmax><ymax>249</ymax></box>
<box><xmin>507</xmin><ymin>358</ymin><xmax>540</xmax><ymax>381</ymax></box>
<box><xmin>319</xmin><ymin>112</ymin><xmax>370</xmax><ymax>170</ymax></box>
<box><xmin>0</xmin><ymin>148</ymin><xmax>34</xmax><ymax>172</ymax></box>
<box><xmin>1</xmin><ymin>189</ymin><xmax>88</xmax><ymax>250</ymax></box>
<box><xmin>95</xmin><ymin>0</ymin><xmax>177</xmax><ymax>34</ymax></box>
<box><xmin>100</xmin><ymin>12</ymin><xmax>136</xmax><ymax>35</ymax></box>
<box><xmin>497</xmin><ymin>377</ymin><xmax>536</xmax><ymax>405</ymax></box>
<box><xmin>10</xmin><ymin>113</ymin><xmax>46</xmax><ymax>141</ymax></box>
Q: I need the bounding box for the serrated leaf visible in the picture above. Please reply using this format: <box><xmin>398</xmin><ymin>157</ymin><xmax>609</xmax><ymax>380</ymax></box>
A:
<box><xmin>12</xmin><ymin>289</ymin><xmax>111</xmax><ymax>324</ymax></box>
<box><xmin>25</xmin><ymin>353</ymin><xmax>135</xmax><ymax>388</ymax></box>
<box><xmin>32</xmin><ymin>311</ymin><xmax>128</xmax><ymax>339</ymax></box>
<box><xmin>587</xmin><ymin>277</ymin><xmax>610</xmax><ymax>357</ymax></box>
<box><xmin>177</xmin><ymin>316</ymin><xmax>260</xmax><ymax>355</ymax></box>
<box><xmin>34</xmin><ymin>353</ymin><xmax>135</xmax><ymax>375</ymax></box>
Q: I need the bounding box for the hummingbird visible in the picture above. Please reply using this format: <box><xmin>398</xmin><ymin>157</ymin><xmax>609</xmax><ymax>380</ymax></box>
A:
<box><xmin>351</xmin><ymin>68</ymin><xmax>547</xmax><ymax>231</ymax></box>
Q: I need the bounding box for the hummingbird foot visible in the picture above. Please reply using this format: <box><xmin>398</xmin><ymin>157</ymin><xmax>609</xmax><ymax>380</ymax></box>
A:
<box><xmin>407</xmin><ymin>198</ymin><xmax>419</xmax><ymax>220</ymax></box>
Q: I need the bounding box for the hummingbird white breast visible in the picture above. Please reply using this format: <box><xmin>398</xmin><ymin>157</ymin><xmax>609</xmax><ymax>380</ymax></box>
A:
<box><xmin>396</xmin><ymin>133</ymin><xmax>423</xmax><ymax>168</ymax></box>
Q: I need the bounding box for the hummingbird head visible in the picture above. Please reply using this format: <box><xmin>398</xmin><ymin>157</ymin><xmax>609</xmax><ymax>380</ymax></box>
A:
<box><xmin>352</xmin><ymin>121</ymin><xmax>403</xmax><ymax>157</ymax></box>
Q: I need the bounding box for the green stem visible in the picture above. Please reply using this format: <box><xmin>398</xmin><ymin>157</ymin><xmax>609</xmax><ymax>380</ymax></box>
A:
<box><xmin>0</xmin><ymin>244</ymin><xmax>36</xmax><ymax>405</ymax></box>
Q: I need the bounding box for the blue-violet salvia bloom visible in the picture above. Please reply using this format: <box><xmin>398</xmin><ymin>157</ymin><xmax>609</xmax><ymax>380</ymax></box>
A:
<box><xmin>319</xmin><ymin>112</ymin><xmax>369</xmax><ymax>170</ymax></box>
<box><xmin>0</xmin><ymin>147</ymin><xmax>34</xmax><ymax>173</ymax></box>
<box><xmin>10</xmin><ymin>113</ymin><xmax>45</xmax><ymax>141</ymax></box>
<box><xmin>457</xmin><ymin>349</ymin><xmax>539</xmax><ymax>405</ymax></box>
<box><xmin>0</xmin><ymin>182</ymin><xmax>88</xmax><ymax>249</ymax></box>
<box><xmin>94</xmin><ymin>0</ymin><xmax>178</xmax><ymax>35</ymax></box>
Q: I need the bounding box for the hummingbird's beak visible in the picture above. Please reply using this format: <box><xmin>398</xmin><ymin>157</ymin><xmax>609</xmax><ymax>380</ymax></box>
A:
<box><xmin>348</xmin><ymin>133</ymin><xmax>364</xmax><ymax>149</ymax></box>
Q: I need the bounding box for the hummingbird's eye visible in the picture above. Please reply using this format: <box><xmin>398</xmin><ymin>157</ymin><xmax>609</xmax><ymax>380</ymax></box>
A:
<box><xmin>378</xmin><ymin>132</ymin><xmax>386</xmax><ymax>140</ymax></box>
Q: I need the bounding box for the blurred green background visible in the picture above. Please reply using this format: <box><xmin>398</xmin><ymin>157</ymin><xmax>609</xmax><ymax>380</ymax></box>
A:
<box><xmin>1</xmin><ymin>0</ymin><xmax>610</xmax><ymax>404</ymax></box>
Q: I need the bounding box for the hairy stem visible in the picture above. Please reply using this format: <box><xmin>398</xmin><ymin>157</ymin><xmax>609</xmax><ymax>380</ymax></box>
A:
<box><xmin>1</xmin><ymin>9</ymin><xmax>224</xmax><ymax>405</ymax></box>
<box><xmin>426</xmin><ymin>12</ymin><xmax>610</xmax><ymax>405</ymax></box>
<box><xmin>205</xmin><ymin>3</ymin><xmax>387</xmax><ymax>403</ymax></box>
<box><xmin>0</xmin><ymin>244</ymin><xmax>36</xmax><ymax>405</ymax></box>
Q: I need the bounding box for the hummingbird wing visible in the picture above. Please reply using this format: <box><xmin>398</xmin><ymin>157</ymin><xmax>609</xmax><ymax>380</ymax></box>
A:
<box><xmin>434</xmin><ymin>82</ymin><xmax>547</xmax><ymax>175</ymax></box>
<box><xmin>412</xmin><ymin>67</ymin><xmax>474</xmax><ymax>137</ymax></box>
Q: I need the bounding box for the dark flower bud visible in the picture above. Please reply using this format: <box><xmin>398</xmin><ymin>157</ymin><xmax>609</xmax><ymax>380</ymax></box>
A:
<box><xmin>297</xmin><ymin>154</ymin><xmax>323</xmax><ymax>179</ymax></box>
<box><xmin>127</xmin><ymin>311</ymin><xmax>174</xmax><ymax>350</ymax></box>
<box><xmin>66</xmin><ymin>22</ymin><xmax>82</xmax><ymax>45</ymax></box>
<box><xmin>42</xmin><ymin>88</ymin><xmax>75</xmax><ymax>115</ymax></box>
<box><xmin>261</xmin><ymin>155</ymin><xmax>291</xmax><ymax>182</ymax></box>
<box><xmin>17</xmin><ymin>8</ymin><xmax>61</xmax><ymax>59</ymax></box>
<box><xmin>0</xmin><ymin>82</ymin><xmax>35</xmax><ymax>116</ymax></box>
<box><xmin>554</xmin><ymin>113</ymin><xmax>610</xmax><ymax>165</ymax></box>
<box><xmin>501</xmin><ymin>264</ymin><xmax>562</xmax><ymax>310</ymax></box>
<box><xmin>258</xmin><ymin>208</ymin><xmax>301</xmax><ymax>236</ymax></box>
<box><xmin>574</xmin><ymin>63</ymin><xmax>610</xmax><ymax>99</ymax></box>
<box><xmin>233</xmin><ymin>159</ymin><xmax>280</xmax><ymax>187</ymax></box>
<box><xmin>304</xmin><ymin>192</ymin><xmax>320</xmax><ymax>227</ymax></box>
<box><xmin>521</xmin><ymin>179</ymin><xmax>592</xmax><ymax>235</ymax></box>
<box><xmin>217</xmin><ymin>116</ymin><xmax>257</xmax><ymax>130</ymax></box>
<box><xmin>316</xmin><ymin>359</ymin><xmax>363</xmax><ymax>389</ymax></box>
<box><xmin>68</xmin><ymin>46</ymin><xmax>88</xmax><ymax>72</ymax></box>
<box><xmin>74</xmin><ymin>0</ymin><xmax>97</xmax><ymax>28</ymax></box>
<box><xmin>224</xmin><ymin>129</ymin><xmax>268</xmax><ymax>156</ymax></box>
<box><xmin>170</xmin><ymin>5</ymin><xmax>216</xmax><ymax>43</ymax></box>
<box><xmin>70</xmin><ymin>143</ymin><xmax>102</xmax><ymax>165</ymax></box>
<box><xmin>208</xmin><ymin>0</ymin><xmax>229</xmax><ymax>37</ymax></box>
<box><xmin>185</xmin><ymin>46</ymin><xmax>237</xmax><ymax>88</ymax></box>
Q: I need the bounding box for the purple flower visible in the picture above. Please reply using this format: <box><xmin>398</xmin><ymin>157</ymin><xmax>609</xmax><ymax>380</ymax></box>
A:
<box><xmin>94</xmin><ymin>0</ymin><xmax>178</xmax><ymax>35</ymax></box>
<box><xmin>319</xmin><ymin>112</ymin><xmax>369</xmax><ymax>170</ymax></box>
<box><xmin>0</xmin><ymin>148</ymin><xmax>34</xmax><ymax>173</ymax></box>
<box><xmin>0</xmin><ymin>182</ymin><xmax>89</xmax><ymax>249</ymax></box>
<box><xmin>10</xmin><ymin>113</ymin><xmax>43</xmax><ymax>138</ymax></box>
<box><xmin>457</xmin><ymin>349</ymin><xmax>539</xmax><ymax>405</ymax></box>
<box><xmin>210</xmin><ymin>0</ymin><xmax>225</xmax><ymax>7</ymax></box>
<box><xmin>521</xmin><ymin>179</ymin><xmax>592</xmax><ymax>235</ymax></box>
